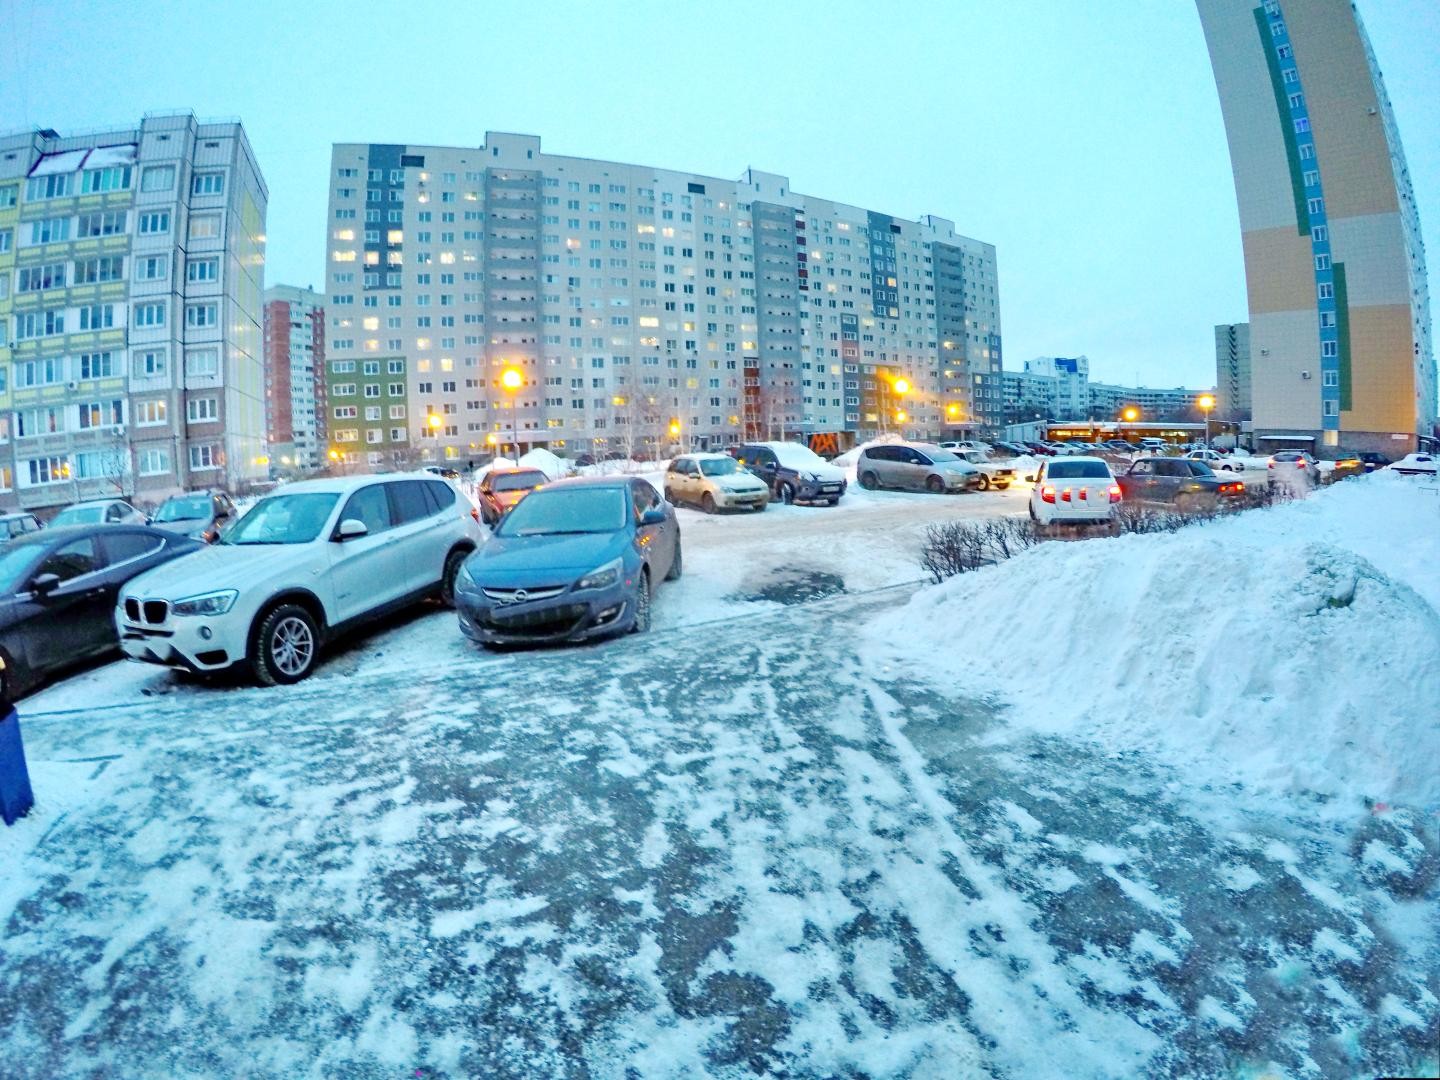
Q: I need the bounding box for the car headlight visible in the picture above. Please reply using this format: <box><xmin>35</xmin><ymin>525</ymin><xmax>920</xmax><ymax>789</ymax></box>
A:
<box><xmin>456</xmin><ymin>559</ymin><xmax>478</xmax><ymax>592</ymax></box>
<box><xmin>171</xmin><ymin>589</ymin><xmax>239</xmax><ymax>617</ymax></box>
<box><xmin>575</xmin><ymin>558</ymin><xmax>622</xmax><ymax>591</ymax></box>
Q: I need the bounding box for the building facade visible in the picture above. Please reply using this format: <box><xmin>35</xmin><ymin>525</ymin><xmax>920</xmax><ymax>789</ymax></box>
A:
<box><xmin>1198</xmin><ymin>0</ymin><xmax>1435</xmax><ymax>453</ymax></box>
<box><xmin>0</xmin><ymin>113</ymin><xmax>267</xmax><ymax>511</ymax></box>
<box><xmin>1002</xmin><ymin>359</ymin><xmax>1213</xmax><ymax>423</ymax></box>
<box><xmin>322</xmin><ymin>134</ymin><xmax>1001</xmax><ymax>468</ymax></box>
<box><xmin>263</xmin><ymin>284</ymin><xmax>325</xmax><ymax>472</ymax></box>
<box><xmin>1214</xmin><ymin>321</ymin><xmax>1252</xmax><ymax>420</ymax></box>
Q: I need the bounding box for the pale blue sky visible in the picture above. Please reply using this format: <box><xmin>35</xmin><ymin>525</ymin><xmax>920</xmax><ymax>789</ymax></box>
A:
<box><xmin>1</xmin><ymin>0</ymin><xmax>1434</xmax><ymax>389</ymax></box>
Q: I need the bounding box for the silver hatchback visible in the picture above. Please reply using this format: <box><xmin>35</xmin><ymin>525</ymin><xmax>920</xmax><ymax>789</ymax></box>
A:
<box><xmin>856</xmin><ymin>442</ymin><xmax>982</xmax><ymax>493</ymax></box>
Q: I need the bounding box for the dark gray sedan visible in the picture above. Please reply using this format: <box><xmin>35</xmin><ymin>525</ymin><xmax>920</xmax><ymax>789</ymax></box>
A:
<box><xmin>454</xmin><ymin>476</ymin><xmax>680</xmax><ymax>647</ymax></box>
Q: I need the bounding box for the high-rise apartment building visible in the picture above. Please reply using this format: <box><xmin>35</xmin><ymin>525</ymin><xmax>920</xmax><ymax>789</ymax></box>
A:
<box><xmin>323</xmin><ymin>133</ymin><xmax>1000</xmax><ymax>468</ymax></box>
<box><xmin>1214</xmin><ymin>321</ymin><xmax>1252</xmax><ymax>420</ymax></box>
<box><xmin>264</xmin><ymin>284</ymin><xmax>325</xmax><ymax>472</ymax></box>
<box><xmin>0</xmin><ymin>113</ymin><xmax>267</xmax><ymax>510</ymax></box>
<box><xmin>1198</xmin><ymin>0</ymin><xmax>1435</xmax><ymax>453</ymax></box>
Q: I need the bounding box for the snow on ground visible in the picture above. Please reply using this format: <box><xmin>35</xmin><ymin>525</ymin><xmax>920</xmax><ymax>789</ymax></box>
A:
<box><xmin>863</xmin><ymin>471</ymin><xmax>1440</xmax><ymax>808</ymax></box>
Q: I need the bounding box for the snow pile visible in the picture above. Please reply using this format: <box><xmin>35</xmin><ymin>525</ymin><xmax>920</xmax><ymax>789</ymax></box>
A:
<box><xmin>517</xmin><ymin>448</ymin><xmax>568</xmax><ymax>479</ymax></box>
<box><xmin>863</xmin><ymin>472</ymin><xmax>1440</xmax><ymax>806</ymax></box>
<box><xmin>832</xmin><ymin>433</ymin><xmax>904</xmax><ymax>469</ymax></box>
<box><xmin>471</xmin><ymin>457</ymin><xmax>517</xmax><ymax>480</ymax></box>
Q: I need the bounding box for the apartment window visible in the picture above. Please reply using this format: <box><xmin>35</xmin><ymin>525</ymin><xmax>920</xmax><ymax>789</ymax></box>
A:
<box><xmin>389</xmin><ymin>404</ymin><xmax>406</xmax><ymax>420</ymax></box>
<box><xmin>1321</xmin><ymin>341</ymin><xmax>1338</xmax><ymax>358</ymax></box>
<box><xmin>16</xmin><ymin>407</ymin><xmax>64</xmax><ymax>438</ymax></box>
<box><xmin>141</xmin><ymin>165</ymin><xmax>176</xmax><ymax>192</ymax></box>
<box><xmin>75</xmin><ymin>255</ymin><xmax>125</xmax><ymax>284</ymax></box>
<box><xmin>334</xmin><ymin>429</ymin><xmax>359</xmax><ymax>443</ymax></box>
<box><xmin>185</xmin><ymin>349</ymin><xmax>219</xmax><ymax>377</ymax></box>
<box><xmin>0</xmin><ymin>230</ymin><xmax>9</xmax><ymax>254</ymax></box>
<box><xmin>0</xmin><ymin>185</ymin><xmax>16</xmax><ymax>209</ymax></box>
<box><xmin>387</xmin><ymin>382</ymin><xmax>404</xmax><ymax>396</ymax></box>
<box><xmin>15</xmin><ymin>356</ymin><xmax>65</xmax><ymax>387</ymax></box>
<box><xmin>365</xmin><ymin>428</ymin><xmax>383</xmax><ymax>444</ymax></box>
<box><xmin>1322</xmin><ymin>400</ymin><xmax>1339</xmax><ymax>417</ymax></box>
<box><xmin>77</xmin><ymin>399</ymin><xmax>124</xmax><ymax>429</ymax></box>
<box><xmin>25</xmin><ymin>173</ymin><xmax>72</xmax><ymax>200</ymax></box>
<box><xmin>28</xmin><ymin>217</ymin><xmax>71</xmax><ymax>244</ymax></box>
<box><xmin>139</xmin><ymin>210</ymin><xmax>171</xmax><ymax>235</ymax></box>
<box><xmin>78</xmin><ymin>304</ymin><xmax>115</xmax><ymax>331</ymax></box>
<box><xmin>1294</xmin><ymin>117</ymin><xmax>1309</xmax><ymax>134</ymax></box>
<box><xmin>390</xmin><ymin>427</ymin><xmax>407</xmax><ymax>442</ymax></box>
<box><xmin>81</xmin><ymin>166</ymin><xmax>132</xmax><ymax>193</ymax></box>
<box><xmin>187</xmin><ymin>257</ymin><xmax>219</xmax><ymax>282</ymax></box>
<box><xmin>1318</xmin><ymin>282</ymin><xmax>1334</xmax><ymax>300</ymax></box>
<box><xmin>187</xmin><ymin>398</ymin><xmax>218</xmax><ymax>423</ymax></box>
<box><xmin>364</xmin><ymin>384</ymin><xmax>380</xmax><ymax>398</ymax></box>
<box><xmin>78</xmin><ymin>351</ymin><xmax>117</xmax><ymax>378</ymax></box>
<box><xmin>17</xmin><ymin>263</ymin><xmax>66</xmax><ymax>292</ymax></box>
<box><xmin>138</xmin><ymin>448</ymin><xmax>170</xmax><ymax>476</ymax></box>
<box><xmin>387</xmin><ymin>359</ymin><xmax>404</xmax><ymax>374</ymax></box>
<box><xmin>77</xmin><ymin>210</ymin><xmax>127</xmax><ymax>237</ymax></box>
<box><xmin>333</xmin><ymin>383</ymin><xmax>356</xmax><ymax>396</ymax></box>
<box><xmin>25</xmin><ymin>457</ymin><xmax>70</xmax><ymax>486</ymax></box>
<box><xmin>1322</xmin><ymin>371</ymin><xmax>1339</xmax><ymax>387</ymax></box>
<box><xmin>1319</xmin><ymin>312</ymin><xmax>1336</xmax><ymax>328</ymax></box>
<box><xmin>189</xmin><ymin>444</ymin><xmax>219</xmax><ymax>470</ymax></box>
<box><xmin>14</xmin><ymin>310</ymin><xmax>65</xmax><ymax>340</ymax></box>
<box><xmin>1306</xmin><ymin>197</ymin><xmax>1324</xmax><ymax>215</ymax></box>
<box><xmin>134</xmin><ymin>348</ymin><xmax>167</xmax><ymax>377</ymax></box>
<box><xmin>1312</xmin><ymin>225</ymin><xmax>1328</xmax><ymax>243</ymax></box>
<box><xmin>135</xmin><ymin>400</ymin><xmax>168</xmax><ymax>426</ymax></box>
<box><xmin>1314</xmin><ymin>254</ymin><xmax>1331</xmax><ymax>271</ymax></box>
<box><xmin>192</xmin><ymin>173</ymin><xmax>225</xmax><ymax>196</ymax></box>
<box><xmin>187</xmin><ymin>214</ymin><xmax>222</xmax><ymax>243</ymax></box>
<box><xmin>185</xmin><ymin>303</ymin><xmax>218</xmax><ymax>328</ymax></box>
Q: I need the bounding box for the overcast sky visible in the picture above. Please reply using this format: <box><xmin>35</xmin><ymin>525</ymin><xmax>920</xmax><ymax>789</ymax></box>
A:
<box><xmin>1</xmin><ymin>0</ymin><xmax>1434</xmax><ymax>389</ymax></box>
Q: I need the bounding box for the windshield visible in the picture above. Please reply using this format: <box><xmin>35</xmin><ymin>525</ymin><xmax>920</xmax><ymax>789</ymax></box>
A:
<box><xmin>0</xmin><ymin>545</ymin><xmax>44</xmax><ymax>594</ymax></box>
<box><xmin>220</xmin><ymin>493</ymin><xmax>338</xmax><ymax>545</ymax></box>
<box><xmin>1048</xmin><ymin>461</ymin><xmax>1113</xmax><ymax>479</ymax></box>
<box><xmin>924</xmin><ymin>448</ymin><xmax>961</xmax><ymax>462</ymax></box>
<box><xmin>698</xmin><ymin>457</ymin><xmax>740</xmax><ymax>477</ymax></box>
<box><xmin>50</xmin><ymin>505</ymin><xmax>105</xmax><ymax>526</ymax></box>
<box><xmin>769</xmin><ymin>443</ymin><xmax>829</xmax><ymax>470</ymax></box>
<box><xmin>491</xmin><ymin>470</ymin><xmax>547</xmax><ymax>493</ymax></box>
<box><xmin>1189</xmin><ymin>461</ymin><xmax>1216</xmax><ymax>477</ymax></box>
<box><xmin>497</xmin><ymin>487</ymin><xmax>627</xmax><ymax>537</ymax></box>
<box><xmin>155</xmin><ymin>495</ymin><xmax>212</xmax><ymax>522</ymax></box>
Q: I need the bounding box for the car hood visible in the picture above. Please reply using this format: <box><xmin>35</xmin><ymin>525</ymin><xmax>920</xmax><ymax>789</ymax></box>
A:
<box><xmin>492</xmin><ymin>489</ymin><xmax>534</xmax><ymax>507</ymax></box>
<box><xmin>711</xmin><ymin>475</ymin><xmax>768</xmax><ymax>492</ymax></box>
<box><xmin>121</xmin><ymin>541</ymin><xmax>307</xmax><ymax>599</ymax></box>
<box><xmin>470</xmin><ymin>529</ymin><xmax>629</xmax><ymax>581</ymax></box>
<box><xmin>933</xmin><ymin>460</ymin><xmax>979</xmax><ymax>475</ymax></box>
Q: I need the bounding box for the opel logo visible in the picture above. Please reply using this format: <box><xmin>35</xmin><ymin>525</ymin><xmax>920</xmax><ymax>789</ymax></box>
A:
<box><xmin>506</xmin><ymin>589</ymin><xmax>528</xmax><ymax>605</ymax></box>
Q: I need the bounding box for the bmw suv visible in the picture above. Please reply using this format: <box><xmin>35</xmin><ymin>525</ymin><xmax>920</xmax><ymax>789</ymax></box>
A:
<box><xmin>117</xmin><ymin>474</ymin><xmax>482</xmax><ymax>685</ymax></box>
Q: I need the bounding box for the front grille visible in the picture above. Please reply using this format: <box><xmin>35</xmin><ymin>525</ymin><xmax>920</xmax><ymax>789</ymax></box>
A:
<box><xmin>124</xmin><ymin>598</ymin><xmax>169</xmax><ymax>624</ymax></box>
<box><xmin>484</xmin><ymin>603</ymin><xmax>588</xmax><ymax>635</ymax></box>
<box><xmin>481</xmin><ymin>585</ymin><xmax>566</xmax><ymax>604</ymax></box>
<box><xmin>124</xmin><ymin>598</ymin><xmax>140</xmax><ymax>622</ymax></box>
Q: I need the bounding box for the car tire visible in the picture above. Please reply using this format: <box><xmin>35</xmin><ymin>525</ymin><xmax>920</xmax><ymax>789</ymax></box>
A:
<box><xmin>251</xmin><ymin>603</ymin><xmax>320</xmax><ymax>687</ymax></box>
<box><xmin>976</xmin><ymin>474</ymin><xmax>991</xmax><ymax>491</ymax></box>
<box><xmin>701</xmin><ymin>492</ymin><xmax>717</xmax><ymax>515</ymax></box>
<box><xmin>1028</xmin><ymin>502</ymin><xmax>1038</xmax><ymax>522</ymax></box>
<box><xmin>665</xmin><ymin>539</ymin><xmax>683</xmax><ymax>581</ymax></box>
<box><xmin>630</xmin><ymin>571</ymin><xmax>652</xmax><ymax>634</ymax></box>
<box><xmin>995</xmin><ymin>483</ymin><xmax>1009</xmax><ymax>491</ymax></box>
<box><xmin>926</xmin><ymin>475</ymin><xmax>945</xmax><ymax>494</ymax></box>
<box><xmin>859</xmin><ymin>472</ymin><xmax>878</xmax><ymax>491</ymax></box>
<box><xmin>440</xmin><ymin>548</ymin><xmax>468</xmax><ymax>608</ymax></box>
<box><xmin>779</xmin><ymin>482</ymin><xmax>796</xmax><ymax>504</ymax></box>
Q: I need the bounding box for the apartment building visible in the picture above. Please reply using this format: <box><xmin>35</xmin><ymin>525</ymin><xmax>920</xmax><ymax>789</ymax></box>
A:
<box><xmin>1214</xmin><ymin>321</ymin><xmax>1252</xmax><ymax>420</ymax></box>
<box><xmin>0</xmin><ymin>113</ymin><xmax>267</xmax><ymax>511</ymax></box>
<box><xmin>263</xmin><ymin>284</ymin><xmax>325</xmax><ymax>472</ymax></box>
<box><xmin>322</xmin><ymin>133</ymin><xmax>1000</xmax><ymax>467</ymax></box>
<box><xmin>1002</xmin><ymin>358</ymin><xmax>1213</xmax><ymax>423</ymax></box>
<box><xmin>1199</xmin><ymin>0</ymin><xmax>1435</xmax><ymax>452</ymax></box>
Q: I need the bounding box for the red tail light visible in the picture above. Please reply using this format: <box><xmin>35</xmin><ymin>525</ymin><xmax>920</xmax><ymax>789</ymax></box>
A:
<box><xmin>1267</xmin><ymin>461</ymin><xmax>1275</xmax><ymax>469</ymax></box>
<box><xmin>470</xmin><ymin>507</ymin><xmax>480</xmax><ymax>523</ymax></box>
<box><xmin>1078</xmin><ymin>487</ymin><xmax>1089</xmax><ymax>501</ymax></box>
<box><xmin>1041</xmin><ymin>485</ymin><xmax>1056</xmax><ymax>504</ymax></box>
<box><xmin>1108</xmin><ymin>485</ymin><xmax>1122</xmax><ymax>503</ymax></box>
<box><xmin>1060</xmin><ymin>487</ymin><xmax>1072</xmax><ymax>502</ymax></box>
<box><xmin>1296</xmin><ymin>461</ymin><xmax>1306</xmax><ymax>468</ymax></box>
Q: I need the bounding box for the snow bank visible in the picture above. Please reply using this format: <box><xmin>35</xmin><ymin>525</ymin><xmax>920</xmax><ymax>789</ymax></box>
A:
<box><xmin>863</xmin><ymin>472</ymin><xmax>1440</xmax><ymax>807</ymax></box>
<box><xmin>517</xmin><ymin>447</ymin><xmax>568</xmax><ymax>480</ymax></box>
<box><xmin>832</xmin><ymin>434</ymin><xmax>904</xmax><ymax>469</ymax></box>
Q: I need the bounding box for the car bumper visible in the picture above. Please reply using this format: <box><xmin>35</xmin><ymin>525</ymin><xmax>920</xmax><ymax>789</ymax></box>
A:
<box><xmin>714</xmin><ymin>488</ymin><xmax>769</xmax><ymax>509</ymax></box>
<box><xmin>796</xmin><ymin>480</ymin><xmax>846</xmax><ymax>502</ymax></box>
<box><xmin>116</xmin><ymin>608</ymin><xmax>242</xmax><ymax>672</ymax></box>
<box><xmin>455</xmin><ymin>581</ymin><xmax>635</xmax><ymax>645</ymax></box>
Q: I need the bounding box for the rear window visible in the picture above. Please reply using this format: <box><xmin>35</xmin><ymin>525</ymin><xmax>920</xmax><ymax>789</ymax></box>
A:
<box><xmin>1047</xmin><ymin>460</ymin><xmax>1112</xmax><ymax>479</ymax></box>
<box><xmin>491</xmin><ymin>470</ymin><xmax>547</xmax><ymax>493</ymax></box>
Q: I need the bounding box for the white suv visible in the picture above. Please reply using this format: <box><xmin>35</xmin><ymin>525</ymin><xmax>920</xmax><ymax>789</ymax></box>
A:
<box><xmin>117</xmin><ymin>474</ymin><xmax>482</xmax><ymax>685</ymax></box>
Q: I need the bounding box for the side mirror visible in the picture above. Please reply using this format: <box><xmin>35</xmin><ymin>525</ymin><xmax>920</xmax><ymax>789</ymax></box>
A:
<box><xmin>335</xmin><ymin>518</ymin><xmax>369</xmax><ymax>541</ymax></box>
<box><xmin>144</xmin><ymin>516</ymin><xmax>154</xmax><ymax>526</ymax></box>
<box><xmin>640</xmin><ymin>507</ymin><xmax>667</xmax><ymax>527</ymax></box>
<box><xmin>31</xmin><ymin>573</ymin><xmax>60</xmax><ymax>597</ymax></box>
<box><xmin>1024</xmin><ymin>474</ymin><xmax>1037</xmax><ymax>484</ymax></box>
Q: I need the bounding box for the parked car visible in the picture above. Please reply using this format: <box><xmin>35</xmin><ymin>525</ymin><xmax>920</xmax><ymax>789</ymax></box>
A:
<box><xmin>992</xmin><ymin>441</ymin><xmax>1031</xmax><ymax>459</ymax></box>
<box><xmin>117</xmin><ymin>474</ymin><xmax>482</xmax><ymax>685</ymax></box>
<box><xmin>1354</xmin><ymin>451</ymin><xmax>1392</xmax><ymax>472</ymax></box>
<box><xmin>1118</xmin><ymin>457</ymin><xmax>1245</xmax><ymax>511</ymax></box>
<box><xmin>954</xmin><ymin>449</ymin><xmax>1014</xmax><ymax>491</ymax></box>
<box><xmin>455</xmin><ymin>476</ymin><xmax>680</xmax><ymax>646</ymax></box>
<box><xmin>477</xmin><ymin>468</ymin><xmax>548</xmax><ymax>526</ymax></box>
<box><xmin>0</xmin><ymin>525</ymin><xmax>202</xmax><ymax>700</ymax></box>
<box><xmin>856</xmin><ymin>443</ymin><xmax>981</xmax><ymax>493</ymax></box>
<box><xmin>151</xmin><ymin>489</ymin><xmax>238</xmax><ymax>542</ymax></box>
<box><xmin>48</xmin><ymin>498</ymin><xmax>147</xmax><ymax>528</ymax></box>
<box><xmin>423</xmin><ymin>465</ymin><xmax>461</xmax><ymax>480</ymax></box>
<box><xmin>938</xmin><ymin>439</ymin><xmax>994</xmax><ymax>455</ymax></box>
<box><xmin>729</xmin><ymin>442</ymin><xmax>847</xmax><ymax>505</ymax></box>
<box><xmin>664</xmin><ymin>453</ymin><xmax>769</xmax><ymax>513</ymax></box>
<box><xmin>1027</xmin><ymin>457</ymin><xmax>1122</xmax><ymax>527</ymax></box>
<box><xmin>1023</xmin><ymin>440</ymin><xmax>1057</xmax><ymax>456</ymax></box>
<box><xmin>1391</xmin><ymin>452</ymin><xmax>1437</xmax><ymax>477</ymax></box>
<box><xmin>1267</xmin><ymin>450</ymin><xmax>1320</xmax><ymax>488</ymax></box>
<box><xmin>1185</xmin><ymin>448</ymin><xmax>1246</xmax><ymax>473</ymax></box>
<box><xmin>0</xmin><ymin>513</ymin><xmax>43</xmax><ymax>542</ymax></box>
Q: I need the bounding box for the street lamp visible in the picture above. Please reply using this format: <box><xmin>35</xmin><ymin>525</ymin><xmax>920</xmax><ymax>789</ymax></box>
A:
<box><xmin>1121</xmin><ymin>406</ymin><xmax>1140</xmax><ymax>423</ymax></box>
<box><xmin>500</xmin><ymin>367</ymin><xmax>523</xmax><ymax>457</ymax></box>
<box><xmin>893</xmin><ymin>377</ymin><xmax>911</xmax><ymax>396</ymax></box>
<box><xmin>1197</xmin><ymin>393</ymin><xmax>1216</xmax><ymax>448</ymax></box>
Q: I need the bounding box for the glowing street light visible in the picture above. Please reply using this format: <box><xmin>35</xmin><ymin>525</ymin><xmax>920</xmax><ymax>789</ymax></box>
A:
<box><xmin>500</xmin><ymin>368</ymin><xmax>523</xmax><ymax>392</ymax></box>
<box><xmin>427</xmin><ymin>413</ymin><xmax>443</xmax><ymax>430</ymax></box>
<box><xmin>1197</xmin><ymin>393</ymin><xmax>1216</xmax><ymax>448</ymax></box>
<box><xmin>1121</xmin><ymin>406</ymin><xmax>1140</xmax><ymax>423</ymax></box>
<box><xmin>893</xmin><ymin>377</ymin><xmax>911</xmax><ymax>395</ymax></box>
<box><xmin>500</xmin><ymin>366</ymin><xmax>523</xmax><ymax>455</ymax></box>
<box><xmin>895</xmin><ymin>410</ymin><xmax>908</xmax><ymax>424</ymax></box>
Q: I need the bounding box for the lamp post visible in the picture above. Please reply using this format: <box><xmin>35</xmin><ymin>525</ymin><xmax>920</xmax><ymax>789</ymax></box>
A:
<box><xmin>1197</xmin><ymin>394</ymin><xmax>1216</xmax><ymax>448</ymax></box>
<box><xmin>500</xmin><ymin>367</ymin><xmax>523</xmax><ymax>459</ymax></box>
<box><xmin>426</xmin><ymin>412</ymin><xmax>443</xmax><ymax>463</ymax></box>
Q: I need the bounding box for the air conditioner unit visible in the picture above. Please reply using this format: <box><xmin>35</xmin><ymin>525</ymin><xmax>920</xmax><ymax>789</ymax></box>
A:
<box><xmin>112</xmin><ymin>424</ymin><xmax>126</xmax><ymax>437</ymax></box>
<box><xmin>65</xmin><ymin>381</ymin><xmax>79</xmax><ymax>391</ymax></box>
<box><xmin>1301</xmin><ymin>370</ymin><xmax>1311</xmax><ymax>380</ymax></box>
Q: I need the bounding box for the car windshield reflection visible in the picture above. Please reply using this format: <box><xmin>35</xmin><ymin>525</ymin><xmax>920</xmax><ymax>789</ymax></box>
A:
<box><xmin>219</xmin><ymin>493</ymin><xmax>338</xmax><ymax>545</ymax></box>
<box><xmin>496</xmin><ymin>488</ymin><xmax>627</xmax><ymax>537</ymax></box>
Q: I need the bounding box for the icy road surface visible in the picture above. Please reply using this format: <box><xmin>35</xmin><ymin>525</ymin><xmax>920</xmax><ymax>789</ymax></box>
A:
<box><xmin>4</xmin><ymin>585</ymin><xmax>1436</xmax><ymax>1078</ymax></box>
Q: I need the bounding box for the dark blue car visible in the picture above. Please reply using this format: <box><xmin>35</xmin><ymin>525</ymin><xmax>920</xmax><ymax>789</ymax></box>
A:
<box><xmin>454</xmin><ymin>476</ymin><xmax>680</xmax><ymax>646</ymax></box>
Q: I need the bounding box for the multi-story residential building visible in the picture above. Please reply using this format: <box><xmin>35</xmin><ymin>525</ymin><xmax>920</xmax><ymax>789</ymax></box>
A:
<box><xmin>1088</xmin><ymin>382</ymin><xmax>1213</xmax><ymax>421</ymax></box>
<box><xmin>1214</xmin><ymin>321</ymin><xmax>1252</xmax><ymax>420</ymax></box>
<box><xmin>0</xmin><ymin>113</ymin><xmax>267</xmax><ymax>511</ymax></box>
<box><xmin>322</xmin><ymin>134</ymin><xmax>1000</xmax><ymax>468</ymax></box>
<box><xmin>1002</xmin><ymin>360</ymin><xmax>1213</xmax><ymax>423</ymax></box>
<box><xmin>1198</xmin><ymin>0</ymin><xmax>1435</xmax><ymax>453</ymax></box>
<box><xmin>264</xmin><ymin>284</ymin><xmax>325</xmax><ymax>472</ymax></box>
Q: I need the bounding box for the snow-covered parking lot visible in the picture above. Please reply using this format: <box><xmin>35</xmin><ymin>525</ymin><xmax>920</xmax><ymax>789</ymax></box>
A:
<box><xmin>2</xmin><ymin>473</ymin><xmax>1437</xmax><ymax>1078</ymax></box>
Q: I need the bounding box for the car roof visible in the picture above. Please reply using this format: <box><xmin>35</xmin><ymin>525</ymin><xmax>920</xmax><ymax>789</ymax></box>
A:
<box><xmin>2</xmin><ymin>522</ymin><xmax>166</xmax><ymax>550</ymax></box>
<box><xmin>0</xmin><ymin>512</ymin><xmax>36</xmax><ymax>521</ymax></box>
<box><xmin>487</xmin><ymin>467</ymin><xmax>547</xmax><ymax>476</ymax></box>
<box><xmin>1046</xmin><ymin>456</ymin><xmax>1111</xmax><ymax>464</ymax></box>
<box><xmin>676</xmin><ymin>451</ymin><xmax>733</xmax><ymax>461</ymax></box>
<box><xmin>57</xmin><ymin>497</ymin><xmax>129</xmax><ymax>508</ymax></box>
<box><xmin>538</xmin><ymin>475</ymin><xmax>635</xmax><ymax>490</ymax></box>
<box><xmin>262</xmin><ymin>472</ymin><xmax>441</xmax><ymax>495</ymax></box>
